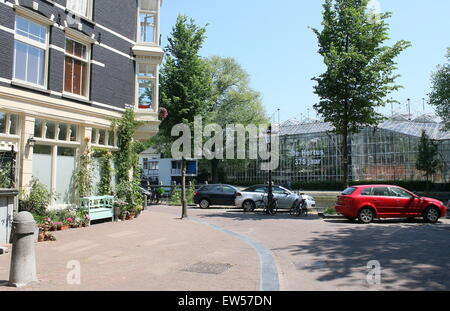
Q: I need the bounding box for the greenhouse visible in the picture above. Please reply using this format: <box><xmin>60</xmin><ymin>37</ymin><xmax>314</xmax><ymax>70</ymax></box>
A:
<box><xmin>225</xmin><ymin>114</ymin><xmax>450</xmax><ymax>185</ymax></box>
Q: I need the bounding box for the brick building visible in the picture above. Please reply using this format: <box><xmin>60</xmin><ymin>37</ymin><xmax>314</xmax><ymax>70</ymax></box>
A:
<box><xmin>0</xmin><ymin>0</ymin><xmax>164</xmax><ymax>206</ymax></box>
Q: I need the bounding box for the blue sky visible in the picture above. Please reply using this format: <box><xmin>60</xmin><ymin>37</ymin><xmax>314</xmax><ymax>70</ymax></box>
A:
<box><xmin>159</xmin><ymin>0</ymin><xmax>450</xmax><ymax>123</ymax></box>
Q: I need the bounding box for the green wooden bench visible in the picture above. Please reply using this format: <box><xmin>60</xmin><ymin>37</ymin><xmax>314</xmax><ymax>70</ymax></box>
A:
<box><xmin>79</xmin><ymin>196</ymin><xmax>115</xmax><ymax>224</ymax></box>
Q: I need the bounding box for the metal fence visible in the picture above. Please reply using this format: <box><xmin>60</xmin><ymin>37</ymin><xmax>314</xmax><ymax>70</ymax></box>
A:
<box><xmin>0</xmin><ymin>146</ymin><xmax>17</xmax><ymax>189</ymax></box>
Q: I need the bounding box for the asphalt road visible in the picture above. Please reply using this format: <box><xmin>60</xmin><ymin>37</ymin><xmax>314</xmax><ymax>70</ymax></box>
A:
<box><xmin>153</xmin><ymin>206</ymin><xmax>450</xmax><ymax>291</ymax></box>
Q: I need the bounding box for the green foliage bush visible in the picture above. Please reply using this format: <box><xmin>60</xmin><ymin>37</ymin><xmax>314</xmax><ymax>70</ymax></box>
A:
<box><xmin>19</xmin><ymin>177</ymin><xmax>56</xmax><ymax>216</ymax></box>
<box><xmin>169</xmin><ymin>183</ymin><xmax>196</xmax><ymax>205</ymax></box>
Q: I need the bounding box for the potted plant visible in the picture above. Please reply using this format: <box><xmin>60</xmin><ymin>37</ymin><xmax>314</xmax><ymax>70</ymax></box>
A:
<box><xmin>134</xmin><ymin>206</ymin><xmax>143</xmax><ymax>218</ymax></box>
<box><xmin>38</xmin><ymin>227</ymin><xmax>45</xmax><ymax>242</ymax></box>
<box><xmin>53</xmin><ymin>222</ymin><xmax>63</xmax><ymax>230</ymax></box>
<box><xmin>61</xmin><ymin>218</ymin><xmax>72</xmax><ymax>230</ymax></box>
<box><xmin>114</xmin><ymin>200</ymin><xmax>128</xmax><ymax>220</ymax></box>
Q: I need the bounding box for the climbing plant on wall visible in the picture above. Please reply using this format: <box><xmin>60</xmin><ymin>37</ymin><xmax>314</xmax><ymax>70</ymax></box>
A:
<box><xmin>74</xmin><ymin>137</ymin><xmax>94</xmax><ymax>199</ymax></box>
<box><xmin>95</xmin><ymin>149</ymin><xmax>114</xmax><ymax>196</ymax></box>
<box><xmin>113</xmin><ymin>109</ymin><xmax>143</xmax><ymax>208</ymax></box>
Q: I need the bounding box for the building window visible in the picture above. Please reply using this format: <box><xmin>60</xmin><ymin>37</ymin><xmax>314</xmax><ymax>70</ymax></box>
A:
<box><xmin>137</xmin><ymin>62</ymin><xmax>156</xmax><ymax>110</ymax></box>
<box><xmin>138</xmin><ymin>0</ymin><xmax>159</xmax><ymax>44</ymax></box>
<box><xmin>34</xmin><ymin>119</ymin><xmax>79</xmax><ymax>142</ymax></box>
<box><xmin>91</xmin><ymin>128</ymin><xmax>116</xmax><ymax>147</ymax></box>
<box><xmin>0</xmin><ymin>112</ymin><xmax>20</xmax><ymax>136</ymax></box>
<box><xmin>64</xmin><ymin>38</ymin><xmax>90</xmax><ymax>97</ymax></box>
<box><xmin>66</xmin><ymin>0</ymin><xmax>93</xmax><ymax>19</ymax></box>
<box><xmin>13</xmin><ymin>16</ymin><xmax>48</xmax><ymax>86</ymax></box>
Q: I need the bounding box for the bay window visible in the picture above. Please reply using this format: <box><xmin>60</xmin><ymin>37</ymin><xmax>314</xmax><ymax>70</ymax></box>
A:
<box><xmin>64</xmin><ymin>38</ymin><xmax>90</xmax><ymax>98</ymax></box>
<box><xmin>91</xmin><ymin>128</ymin><xmax>117</xmax><ymax>147</ymax></box>
<box><xmin>34</xmin><ymin>119</ymin><xmax>79</xmax><ymax>142</ymax></box>
<box><xmin>138</xmin><ymin>0</ymin><xmax>159</xmax><ymax>44</ymax></box>
<box><xmin>137</xmin><ymin>62</ymin><xmax>157</xmax><ymax>110</ymax></box>
<box><xmin>0</xmin><ymin>112</ymin><xmax>19</xmax><ymax>136</ymax></box>
<box><xmin>13</xmin><ymin>16</ymin><xmax>48</xmax><ymax>87</ymax></box>
<box><xmin>66</xmin><ymin>0</ymin><xmax>93</xmax><ymax>19</ymax></box>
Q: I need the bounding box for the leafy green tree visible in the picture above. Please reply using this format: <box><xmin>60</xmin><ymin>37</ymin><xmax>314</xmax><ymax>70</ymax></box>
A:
<box><xmin>159</xmin><ymin>15</ymin><xmax>213</xmax><ymax>218</ymax></box>
<box><xmin>206</xmin><ymin>56</ymin><xmax>268</xmax><ymax>182</ymax></box>
<box><xmin>416</xmin><ymin>130</ymin><xmax>441</xmax><ymax>191</ymax></box>
<box><xmin>429</xmin><ymin>48</ymin><xmax>450</xmax><ymax>129</ymax></box>
<box><xmin>311</xmin><ymin>0</ymin><xmax>410</xmax><ymax>187</ymax></box>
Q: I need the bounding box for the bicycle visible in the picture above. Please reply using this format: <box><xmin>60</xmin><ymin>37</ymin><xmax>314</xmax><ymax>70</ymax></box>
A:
<box><xmin>255</xmin><ymin>194</ymin><xmax>278</xmax><ymax>216</ymax></box>
<box><xmin>289</xmin><ymin>199</ymin><xmax>308</xmax><ymax>217</ymax></box>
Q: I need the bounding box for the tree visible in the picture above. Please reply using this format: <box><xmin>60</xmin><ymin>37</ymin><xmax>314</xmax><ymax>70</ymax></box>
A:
<box><xmin>311</xmin><ymin>0</ymin><xmax>410</xmax><ymax>187</ymax></box>
<box><xmin>416</xmin><ymin>130</ymin><xmax>441</xmax><ymax>191</ymax></box>
<box><xmin>159</xmin><ymin>15</ymin><xmax>213</xmax><ymax>218</ymax></box>
<box><xmin>206</xmin><ymin>56</ymin><xmax>268</xmax><ymax>182</ymax></box>
<box><xmin>429</xmin><ymin>48</ymin><xmax>450</xmax><ymax>129</ymax></box>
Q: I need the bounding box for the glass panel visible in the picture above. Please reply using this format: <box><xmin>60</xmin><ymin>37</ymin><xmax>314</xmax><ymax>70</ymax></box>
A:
<box><xmin>45</xmin><ymin>121</ymin><xmax>56</xmax><ymax>139</ymax></box>
<box><xmin>14</xmin><ymin>41</ymin><xmax>27</xmax><ymax>81</ymax></box>
<box><xmin>372</xmin><ymin>187</ymin><xmax>390</xmax><ymax>196</ymax></box>
<box><xmin>64</xmin><ymin>56</ymin><xmax>73</xmax><ymax>93</ymax></box>
<box><xmin>26</xmin><ymin>45</ymin><xmax>44</xmax><ymax>85</ymax></box>
<box><xmin>140</xmin><ymin>13</ymin><xmax>155</xmax><ymax>43</ymax></box>
<box><xmin>58</xmin><ymin>124</ymin><xmax>68</xmax><ymax>141</ymax></box>
<box><xmin>138</xmin><ymin>79</ymin><xmax>153</xmax><ymax>109</ymax></box>
<box><xmin>66</xmin><ymin>0</ymin><xmax>89</xmax><ymax>17</ymax></box>
<box><xmin>65</xmin><ymin>38</ymin><xmax>74</xmax><ymax>54</ymax></box>
<box><xmin>32</xmin><ymin>145</ymin><xmax>52</xmax><ymax>192</ymax></box>
<box><xmin>34</xmin><ymin>119</ymin><xmax>43</xmax><ymax>138</ymax></box>
<box><xmin>91</xmin><ymin>128</ymin><xmax>97</xmax><ymax>144</ymax></box>
<box><xmin>138</xmin><ymin>63</ymin><xmax>156</xmax><ymax>78</ymax></box>
<box><xmin>15</xmin><ymin>16</ymin><xmax>46</xmax><ymax>43</ymax></box>
<box><xmin>0</xmin><ymin>113</ymin><xmax>6</xmax><ymax>134</ymax></box>
<box><xmin>65</xmin><ymin>58</ymin><xmax>87</xmax><ymax>96</ymax></box>
<box><xmin>65</xmin><ymin>39</ymin><xmax>87</xmax><ymax>59</ymax></box>
<box><xmin>70</xmin><ymin>125</ymin><xmax>78</xmax><ymax>141</ymax></box>
<box><xmin>141</xmin><ymin>0</ymin><xmax>159</xmax><ymax>11</ymax></box>
<box><xmin>98</xmin><ymin>129</ymin><xmax>106</xmax><ymax>145</ymax></box>
<box><xmin>108</xmin><ymin>131</ymin><xmax>114</xmax><ymax>146</ymax></box>
<box><xmin>9</xmin><ymin>115</ymin><xmax>18</xmax><ymax>135</ymax></box>
<box><xmin>14</xmin><ymin>41</ymin><xmax>45</xmax><ymax>85</ymax></box>
<box><xmin>56</xmin><ymin>147</ymin><xmax>76</xmax><ymax>204</ymax></box>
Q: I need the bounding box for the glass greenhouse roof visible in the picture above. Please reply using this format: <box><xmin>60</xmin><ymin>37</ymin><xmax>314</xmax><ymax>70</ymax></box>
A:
<box><xmin>279</xmin><ymin>114</ymin><xmax>450</xmax><ymax>141</ymax></box>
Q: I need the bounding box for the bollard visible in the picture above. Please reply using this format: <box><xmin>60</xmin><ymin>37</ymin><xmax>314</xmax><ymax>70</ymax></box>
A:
<box><xmin>8</xmin><ymin>212</ymin><xmax>38</xmax><ymax>288</ymax></box>
<box><xmin>144</xmin><ymin>194</ymin><xmax>148</xmax><ymax>210</ymax></box>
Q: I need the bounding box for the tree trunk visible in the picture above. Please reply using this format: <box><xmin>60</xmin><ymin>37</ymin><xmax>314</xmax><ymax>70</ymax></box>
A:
<box><xmin>342</xmin><ymin>130</ymin><xmax>349</xmax><ymax>189</ymax></box>
<box><xmin>181</xmin><ymin>158</ymin><xmax>188</xmax><ymax>219</ymax></box>
<box><xmin>211</xmin><ymin>159</ymin><xmax>220</xmax><ymax>183</ymax></box>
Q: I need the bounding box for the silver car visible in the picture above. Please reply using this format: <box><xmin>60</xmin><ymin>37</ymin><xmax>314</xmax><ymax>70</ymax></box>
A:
<box><xmin>235</xmin><ymin>185</ymin><xmax>316</xmax><ymax>212</ymax></box>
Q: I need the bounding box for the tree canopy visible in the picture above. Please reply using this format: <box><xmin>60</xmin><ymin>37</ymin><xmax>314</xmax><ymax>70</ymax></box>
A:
<box><xmin>429</xmin><ymin>48</ymin><xmax>450</xmax><ymax>129</ymax></box>
<box><xmin>311</xmin><ymin>0</ymin><xmax>410</xmax><ymax>186</ymax></box>
<box><xmin>159</xmin><ymin>15</ymin><xmax>213</xmax><ymax>140</ymax></box>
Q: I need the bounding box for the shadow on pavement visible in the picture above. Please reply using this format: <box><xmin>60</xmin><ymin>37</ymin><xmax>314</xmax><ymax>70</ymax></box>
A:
<box><xmin>196</xmin><ymin>210</ymin><xmax>322</xmax><ymax>221</ymax></box>
<box><xmin>273</xmin><ymin>222</ymin><xmax>450</xmax><ymax>290</ymax></box>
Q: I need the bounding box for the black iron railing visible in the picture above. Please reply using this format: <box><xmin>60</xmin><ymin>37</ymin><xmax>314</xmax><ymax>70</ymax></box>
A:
<box><xmin>0</xmin><ymin>146</ymin><xmax>17</xmax><ymax>189</ymax></box>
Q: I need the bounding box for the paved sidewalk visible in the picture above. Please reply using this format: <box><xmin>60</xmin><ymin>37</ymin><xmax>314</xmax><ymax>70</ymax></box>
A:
<box><xmin>0</xmin><ymin>210</ymin><xmax>259</xmax><ymax>291</ymax></box>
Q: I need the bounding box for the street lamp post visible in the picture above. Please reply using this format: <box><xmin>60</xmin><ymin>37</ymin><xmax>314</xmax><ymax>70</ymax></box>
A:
<box><xmin>267</xmin><ymin>125</ymin><xmax>273</xmax><ymax>213</ymax></box>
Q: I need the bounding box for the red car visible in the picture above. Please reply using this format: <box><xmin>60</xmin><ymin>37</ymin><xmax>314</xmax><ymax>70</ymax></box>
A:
<box><xmin>335</xmin><ymin>185</ymin><xmax>447</xmax><ymax>224</ymax></box>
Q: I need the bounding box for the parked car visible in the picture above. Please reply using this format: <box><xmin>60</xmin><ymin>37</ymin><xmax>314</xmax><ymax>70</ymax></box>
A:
<box><xmin>194</xmin><ymin>184</ymin><xmax>241</xmax><ymax>208</ymax></box>
<box><xmin>335</xmin><ymin>185</ymin><xmax>447</xmax><ymax>224</ymax></box>
<box><xmin>235</xmin><ymin>185</ymin><xmax>316</xmax><ymax>212</ymax></box>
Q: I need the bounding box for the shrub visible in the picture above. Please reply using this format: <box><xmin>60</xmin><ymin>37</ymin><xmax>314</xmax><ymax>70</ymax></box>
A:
<box><xmin>19</xmin><ymin>178</ymin><xmax>56</xmax><ymax>216</ymax></box>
